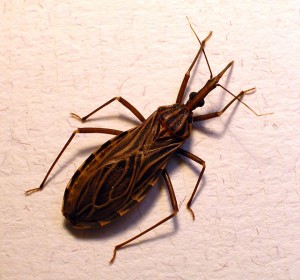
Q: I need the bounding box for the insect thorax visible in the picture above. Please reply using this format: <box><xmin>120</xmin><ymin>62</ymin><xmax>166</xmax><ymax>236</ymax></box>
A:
<box><xmin>157</xmin><ymin>104</ymin><xmax>192</xmax><ymax>140</ymax></box>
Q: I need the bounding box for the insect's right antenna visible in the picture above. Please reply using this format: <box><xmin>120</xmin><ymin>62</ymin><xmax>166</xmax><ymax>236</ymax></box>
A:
<box><xmin>217</xmin><ymin>84</ymin><xmax>273</xmax><ymax>116</ymax></box>
<box><xmin>186</xmin><ymin>17</ymin><xmax>213</xmax><ymax>79</ymax></box>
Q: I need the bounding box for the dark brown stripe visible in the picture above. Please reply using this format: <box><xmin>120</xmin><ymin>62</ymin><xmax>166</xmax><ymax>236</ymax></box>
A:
<box><xmin>63</xmin><ymin>187</ymin><xmax>70</xmax><ymax>201</ymax></box>
<box><xmin>81</xmin><ymin>153</ymin><xmax>95</xmax><ymax>169</ymax></box>
<box><xmin>100</xmin><ymin>139</ymin><xmax>111</xmax><ymax>150</ymax></box>
<box><xmin>70</xmin><ymin>170</ymin><xmax>81</xmax><ymax>186</ymax></box>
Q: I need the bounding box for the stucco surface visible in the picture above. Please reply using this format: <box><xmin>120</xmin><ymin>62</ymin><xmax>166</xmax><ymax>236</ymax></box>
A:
<box><xmin>0</xmin><ymin>1</ymin><xmax>299</xmax><ymax>279</ymax></box>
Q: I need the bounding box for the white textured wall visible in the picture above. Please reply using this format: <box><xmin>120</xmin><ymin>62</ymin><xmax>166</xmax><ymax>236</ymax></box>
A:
<box><xmin>1</xmin><ymin>1</ymin><xmax>299</xmax><ymax>279</ymax></box>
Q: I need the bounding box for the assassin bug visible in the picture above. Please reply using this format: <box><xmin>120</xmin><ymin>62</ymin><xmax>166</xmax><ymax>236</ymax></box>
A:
<box><xmin>26</xmin><ymin>19</ymin><xmax>267</xmax><ymax>264</ymax></box>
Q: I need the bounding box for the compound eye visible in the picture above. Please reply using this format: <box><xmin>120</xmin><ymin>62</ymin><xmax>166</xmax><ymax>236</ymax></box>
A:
<box><xmin>189</xmin><ymin>92</ymin><xmax>197</xmax><ymax>100</ymax></box>
<box><xmin>198</xmin><ymin>98</ymin><xmax>205</xmax><ymax>107</ymax></box>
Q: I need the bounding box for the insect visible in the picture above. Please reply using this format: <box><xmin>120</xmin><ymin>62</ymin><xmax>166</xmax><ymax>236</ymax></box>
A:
<box><xmin>26</xmin><ymin>19</ymin><xmax>266</xmax><ymax>264</ymax></box>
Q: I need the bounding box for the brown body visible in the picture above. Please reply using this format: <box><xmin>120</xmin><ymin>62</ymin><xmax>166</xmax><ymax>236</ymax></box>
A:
<box><xmin>63</xmin><ymin>104</ymin><xmax>192</xmax><ymax>228</ymax></box>
<box><xmin>26</xmin><ymin>21</ymin><xmax>262</xmax><ymax>263</ymax></box>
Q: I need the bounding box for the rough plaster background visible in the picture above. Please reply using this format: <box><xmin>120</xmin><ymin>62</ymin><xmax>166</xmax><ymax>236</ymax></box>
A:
<box><xmin>0</xmin><ymin>1</ymin><xmax>299</xmax><ymax>280</ymax></box>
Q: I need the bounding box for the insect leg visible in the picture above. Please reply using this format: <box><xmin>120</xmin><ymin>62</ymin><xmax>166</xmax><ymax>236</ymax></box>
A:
<box><xmin>176</xmin><ymin>149</ymin><xmax>206</xmax><ymax>220</ymax></box>
<box><xmin>25</xmin><ymin>128</ymin><xmax>122</xmax><ymax>196</ymax></box>
<box><xmin>71</xmin><ymin>96</ymin><xmax>145</xmax><ymax>123</ymax></box>
<box><xmin>110</xmin><ymin>169</ymin><xmax>179</xmax><ymax>264</ymax></box>
<box><xmin>176</xmin><ymin>20</ymin><xmax>212</xmax><ymax>104</ymax></box>
<box><xmin>192</xmin><ymin>87</ymin><xmax>257</xmax><ymax>122</ymax></box>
